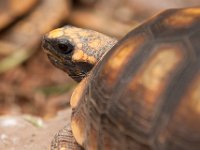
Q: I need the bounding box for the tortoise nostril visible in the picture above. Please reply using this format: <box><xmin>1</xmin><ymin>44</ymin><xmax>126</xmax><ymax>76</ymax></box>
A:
<box><xmin>58</xmin><ymin>43</ymin><xmax>74</xmax><ymax>55</ymax></box>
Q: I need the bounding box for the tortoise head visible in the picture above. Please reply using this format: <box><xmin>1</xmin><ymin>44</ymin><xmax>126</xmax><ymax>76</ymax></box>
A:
<box><xmin>42</xmin><ymin>26</ymin><xmax>117</xmax><ymax>82</ymax></box>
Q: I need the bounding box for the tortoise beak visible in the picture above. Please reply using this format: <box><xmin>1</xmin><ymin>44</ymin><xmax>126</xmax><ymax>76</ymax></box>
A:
<box><xmin>42</xmin><ymin>35</ymin><xmax>52</xmax><ymax>52</ymax></box>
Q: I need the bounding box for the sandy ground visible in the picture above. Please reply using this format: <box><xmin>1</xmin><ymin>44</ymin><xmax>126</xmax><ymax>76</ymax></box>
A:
<box><xmin>0</xmin><ymin>109</ymin><xmax>71</xmax><ymax>150</ymax></box>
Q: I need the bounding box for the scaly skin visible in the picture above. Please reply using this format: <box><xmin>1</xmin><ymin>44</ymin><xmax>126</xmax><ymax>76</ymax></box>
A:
<box><xmin>42</xmin><ymin>26</ymin><xmax>117</xmax><ymax>82</ymax></box>
<box><xmin>51</xmin><ymin>124</ymin><xmax>83</xmax><ymax>150</ymax></box>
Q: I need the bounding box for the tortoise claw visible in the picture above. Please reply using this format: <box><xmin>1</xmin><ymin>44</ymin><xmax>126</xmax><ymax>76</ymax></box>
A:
<box><xmin>51</xmin><ymin>124</ymin><xmax>83</xmax><ymax>150</ymax></box>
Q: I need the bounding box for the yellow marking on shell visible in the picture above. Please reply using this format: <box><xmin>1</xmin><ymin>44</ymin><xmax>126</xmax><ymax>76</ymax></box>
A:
<box><xmin>72</xmin><ymin>49</ymin><xmax>97</xmax><ymax>64</ymax></box>
<box><xmin>184</xmin><ymin>74</ymin><xmax>200</xmax><ymax>114</ymax></box>
<box><xmin>183</xmin><ymin>8</ymin><xmax>200</xmax><ymax>15</ymax></box>
<box><xmin>141</xmin><ymin>50</ymin><xmax>180</xmax><ymax>92</ymax></box>
<box><xmin>158</xmin><ymin>73</ymin><xmax>200</xmax><ymax>141</ymax></box>
<box><xmin>128</xmin><ymin>45</ymin><xmax>183</xmax><ymax>105</ymax></box>
<box><xmin>103</xmin><ymin>33</ymin><xmax>146</xmax><ymax>85</ymax></box>
<box><xmin>70</xmin><ymin>77</ymin><xmax>87</xmax><ymax>108</ymax></box>
<box><xmin>47</xmin><ymin>28</ymin><xmax>64</xmax><ymax>38</ymax></box>
<box><xmin>164</xmin><ymin>7</ymin><xmax>200</xmax><ymax>28</ymax></box>
<box><xmin>71</xmin><ymin>118</ymin><xmax>85</xmax><ymax>146</ymax></box>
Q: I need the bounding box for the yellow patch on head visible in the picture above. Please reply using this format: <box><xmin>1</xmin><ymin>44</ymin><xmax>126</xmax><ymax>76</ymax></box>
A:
<box><xmin>72</xmin><ymin>50</ymin><xmax>97</xmax><ymax>64</ymax></box>
<box><xmin>72</xmin><ymin>50</ymin><xmax>84</xmax><ymax>61</ymax></box>
<box><xmin>88</xmin><ymin>39</ymin><xmax>101</xmax><ymax>50</ymax></box>
<box><xmin>48</xmin><ymin>28</ymin><xmax>64</xmax><ymax>38</ymax></box>
<box><xmin>77</xmin><ymin>43</ymin><xmax>83</xmax><ymax>49</ymax></box>
<box><xmin>64</xmin><ymin>28</ymin><xmax>90</xmax><ymax>39</ymax></box>
<box><xmin>87</xmin><ymin>56</ymin><xmax>97</xmax><ymax>64</ymax></box>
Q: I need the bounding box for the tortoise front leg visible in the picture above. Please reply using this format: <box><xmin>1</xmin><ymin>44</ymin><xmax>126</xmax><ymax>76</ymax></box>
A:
<box><xmin>51</xmin><ymin>124</ymin><xmax>83</xmax><ymax>150</ymax></box>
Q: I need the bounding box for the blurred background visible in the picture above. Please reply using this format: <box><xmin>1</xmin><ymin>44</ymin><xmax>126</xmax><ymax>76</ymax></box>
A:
<box><xmin>0</xmin><ymin>0</ymin><xmax>199</xmax><ymax>118</ymax></box>
<box><xmin>0</xmin><ymin>0</ymin><xmax>199</xmax><ymax>149</ymax></box>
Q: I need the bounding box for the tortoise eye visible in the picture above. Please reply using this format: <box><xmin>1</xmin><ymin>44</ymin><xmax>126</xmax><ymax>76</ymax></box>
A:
<box><xmin>58</xmin><ymin>42</ymin><xmax>74</xmax><ymax>54</ymax></box>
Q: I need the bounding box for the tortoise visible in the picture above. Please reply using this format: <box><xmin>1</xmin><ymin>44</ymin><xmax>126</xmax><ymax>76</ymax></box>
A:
<box><xmin>42</xmin><ymin>7</ymin><xmax>200</xmax><ymax>150</ymax></box>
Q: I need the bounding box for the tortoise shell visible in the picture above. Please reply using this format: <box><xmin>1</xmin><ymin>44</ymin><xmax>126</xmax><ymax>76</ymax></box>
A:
<box><xmin>71</xmin><ymin>7</ymin><xmax>200</xmax><ymax>150</ymax></box>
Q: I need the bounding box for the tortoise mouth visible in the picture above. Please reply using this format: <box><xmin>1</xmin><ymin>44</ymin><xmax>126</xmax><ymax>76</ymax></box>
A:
<box><xmin>45</xmin><ymin>47</ymin><xmax>87</xmax><ymax>82</ymax></box>
<box><xmin>47</xmin><ymin>54</ymin><xmax>61</xmax><ymax>65</ymax></box>
<box><xmin>43</xmin><ymin>46</ymin><xmax>65</xmax><ymax>67</ymax></box>
<box><xmin>47</xmin><ymin>52</ymin><xmax>76</xmax><ymax>72</ymax></box>
<box><xmin>42</xmin><ymin>36</ymin><xmax>53</xmax><ymax>52</ymax></box>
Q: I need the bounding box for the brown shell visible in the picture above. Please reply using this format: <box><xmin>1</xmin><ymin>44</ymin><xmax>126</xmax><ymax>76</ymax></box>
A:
<box><xmin>72</xmin><ymin>7</ymin><xmax>200</xmax><ymax>150</ymax></box>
